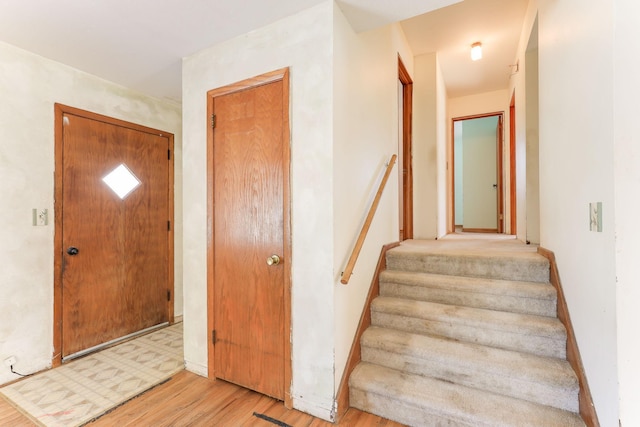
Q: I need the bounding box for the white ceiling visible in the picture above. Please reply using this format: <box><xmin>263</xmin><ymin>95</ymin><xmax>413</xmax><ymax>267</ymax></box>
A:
<box><xmin>0</xmin><ymin>0</ymin><xmax>527</xmax><ymax>103</ymax></box>
<box><xmin>401</xmin><ymin>0</ymin><xmax>529</xmax><ymax>98</ymax></box>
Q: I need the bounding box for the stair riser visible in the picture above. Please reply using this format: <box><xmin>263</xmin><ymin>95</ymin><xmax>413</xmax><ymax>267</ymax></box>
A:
<box><xmin>350</xmin><ymin>388</ymin><xmax>474</xmax><ymax>427</ymax></box>
<box><xmin>350</xmin><ymin>363</ymin><xmax>586</xmax><ymax>427</ymax></box>
<box><xmin>361</xmin><ymin>346</ymin><xmax>579</xmax><ymax>412</ymax></box>
<box><xmin>380</xmin><ymin>282</ymin><xmax>557</xmax><ymax>317</ymax></box>
<box><xmin>386</xmin><ymin>253</ymin><xmax>549</xmax><ymax>283</ymax></box>
<box><xmin>351</xmin><ymin>243</ymin><xmax>584</xmax><ymax>425</ymax></box>
<box><xmin>372</xmin><ymin>311</ymin><xmax>566</xmax><ymax>359</ymax></box>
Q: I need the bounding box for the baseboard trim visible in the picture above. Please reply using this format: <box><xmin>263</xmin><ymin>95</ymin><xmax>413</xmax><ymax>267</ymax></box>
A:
<box><xmin>184</xmin><ymin>360</ymin><xmax>208</xmax><ymax>378</ymax></box>
<box><xmin>461</xmin><ymin>227</ymin><xmax>498</xmax><ymax>233</ymax></box>
<box><xmin>537</xmin><ymin>247</ymin><xmax>600</xmax><ymax>427</ymax></box>
<box><xmin>335</xmin><ymin>241</ymin><xmax>400</xmax><ymax>422</ymax></box>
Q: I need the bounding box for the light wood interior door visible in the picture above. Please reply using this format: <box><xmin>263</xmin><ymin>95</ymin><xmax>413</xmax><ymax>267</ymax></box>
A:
<box><xmin>208</xmin><ymin>69</ymin><xmax>290</xmax><ymax>402</ymax></box>
<box><xmin>56</xmin><ymin>106</ymin><xmax>173</xmax><ymax>360</ymax></box>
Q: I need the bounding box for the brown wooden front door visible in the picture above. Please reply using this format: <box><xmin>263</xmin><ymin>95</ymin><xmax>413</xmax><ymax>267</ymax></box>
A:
<box><xmin>207</xmin><ymin>69</ymin><xmax>291</xmax><ymax>402</ymax></box>
<box><xmin>55</xmin><ymin>105</ymin><xmax>174</xmax><ymax>360</ymax></box>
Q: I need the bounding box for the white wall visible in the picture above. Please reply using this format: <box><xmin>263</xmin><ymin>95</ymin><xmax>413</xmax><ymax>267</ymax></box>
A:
<box><xmin>0</xmin><ymin>41</ymin><xmax>182</xmax><ymax>386</ymax></box>
<box><xmin>614</xmin><ymin>0</ymin><xmax>640</xmax><ymax>425</ymax></box>
<box><xmin>182</xmin><ymin>3</ymin><xmax>337</xmax><ymax>420</ymax></box>
<box><xmin>535</xmin><ymin>0</ymin><xmax>618</xmax><ymax>424</ymax></box>
<box><xmin>413</xmin><ymin>53</ymin><xmax>439</xmax><ymax>239</ymax></box>
<box><xmin>435</xmin><ymin>57</ymin><xmax>449</xmax><ymax>237</ymax></box>
<box><xmin>448</xmin><ymin>90</ymin><xmax>509</xmax><ymax>119</ymax></box>
<box><xmin>332</xmin><ymin>7</ymin><xmax>413</xmax><ymax>409</ymax></box>
<box><xmin>525</xmin><ymin>43</ymin><xmax>540</xmax><ymax>244</ymax></box>
<box><xmin>507</xmin><ymin>1</ymin><xmax>537</xmax><ymax>244</ymax></box>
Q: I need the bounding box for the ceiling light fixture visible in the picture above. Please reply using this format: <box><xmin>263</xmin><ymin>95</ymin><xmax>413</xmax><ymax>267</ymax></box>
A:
<box><xmin>471</xmin><ymin>42</ymin><xmax>482</xmax><ymax>61</ymax></box>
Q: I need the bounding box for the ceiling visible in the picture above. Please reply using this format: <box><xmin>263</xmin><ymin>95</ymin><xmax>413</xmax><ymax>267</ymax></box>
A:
<box><xmin>0</xmin><ymin>0</ymin><xmax>527</xmax><ymax>103</ymax></box>
<box><xmin>401</xmin><ymin>0</ymin><xmax>529</xmax><ymax>98</ymax></box>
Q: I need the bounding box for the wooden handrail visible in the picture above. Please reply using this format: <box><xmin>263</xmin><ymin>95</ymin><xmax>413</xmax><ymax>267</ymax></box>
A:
<box><xmin>341</xmin><ymin>154</ymin><xmax>397</xmax><ymax>285</ymax></box>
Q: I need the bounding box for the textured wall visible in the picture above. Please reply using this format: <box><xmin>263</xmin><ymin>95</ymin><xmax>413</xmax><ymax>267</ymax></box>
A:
<box><xmin>537</xmin><ymin>0</ymin><xmax>618</xmax><ymax>424</ymax></box>
<box><xmin>182</xmin><ymin>3</ymin><xmax>336</xmax><ymax>420</ymax></box>
<box><xmin>332</xmin><ymin>7</ymin><xmax>414</xmax><ymax>399</ymax></box>
<box><xmin>413</xmin><ymin>53</ymin><xmax>439</xmax><ymax>239</ymax></box>
<box><xmin>614</xmin><ymin>1</ymin><xmax>640</xmax><ymax>425</ymax></box>
<box><xmin>0</xmin><ymin>41</ymin><xmax>182</xmax><ymax>386</ymax></box>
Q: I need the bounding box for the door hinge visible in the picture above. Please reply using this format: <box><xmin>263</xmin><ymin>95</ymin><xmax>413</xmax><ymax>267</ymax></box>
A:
<box><xmin>211</xmin><ymin>114</ymin><xmax>216</xmax><ymax>129</ymax></box>
<box><xmin>168</xmin><ymin>220</ymin><xmax>171</xmax><ymax>231</ymax></box>
<box><xmin>168</xmin><ymin>149</ymin><xmax>171</xmax><ymax>160</ymax></box>
<box><xmin>167</xmin><ymin>290</ymin><xmax>171</xmax><ymax>301</ymax></box>
<box><xmin>211</xmin><ymin>330</ymin><xmax>217</xmax><ymax>344</ymax></box>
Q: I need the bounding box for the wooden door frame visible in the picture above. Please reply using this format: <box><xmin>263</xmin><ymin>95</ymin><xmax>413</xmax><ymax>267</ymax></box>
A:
<box><xmin>53</xmin><ymin>103</ymin><xmax>175</xmax><ymax>367</ymax></box>
<box><xmin>509</xmin><ymin>93</ymin><xmax>517</xmax><ymax>235</ymax></box>
<box><xmin>450</xmin><ymin>112</ymin><xmax>505</xmax><ymax>233</ymax></box>
<box><xmin>497</xmin><ymin>115</ymin><xmax>505</xmax><ymax>233</ymax></box>
<box><xmin>206</xmin><ymin>68</ymin><xmax>292</xmax><ymax>408</ymax></box>
<box><xmin>398</xmin><ymin>56</ymin><xmax>414</xmax><ymax>240</ymax></box>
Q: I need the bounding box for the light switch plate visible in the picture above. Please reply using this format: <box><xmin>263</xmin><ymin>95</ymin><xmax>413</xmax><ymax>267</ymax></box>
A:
<box><xmin>32</xmin><ymin>208</ymin><xmax>48</xmax><ymax>226</ymax></box>
<box><xmin>589</xmin><ymin>202</ymin><xmax>602</xmax><ymax>232</ymax></box>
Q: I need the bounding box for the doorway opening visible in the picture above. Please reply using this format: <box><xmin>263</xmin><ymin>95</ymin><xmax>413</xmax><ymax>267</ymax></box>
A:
<box><xmin>451</xmin><ymin>112</ymin><xmax>506</xmax><ymax>234</ymax></box>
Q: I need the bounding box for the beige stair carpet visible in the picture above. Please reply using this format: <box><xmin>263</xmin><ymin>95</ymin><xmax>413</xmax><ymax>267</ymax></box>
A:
<box><xmin>349</xmin><ymin>237</ymin><xmax>586</xmax><ymax>427</ymax></box>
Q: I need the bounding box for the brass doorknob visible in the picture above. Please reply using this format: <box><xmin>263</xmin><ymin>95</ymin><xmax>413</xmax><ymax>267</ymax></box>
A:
<box><xmin>266</xmin><ymin>254</ymin><xmax>281</xmax><ymax>266</ymax></box>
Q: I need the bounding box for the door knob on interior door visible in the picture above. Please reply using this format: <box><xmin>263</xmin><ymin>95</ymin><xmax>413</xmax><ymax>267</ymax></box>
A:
<box><xmin>67</xmin><ymin>246</ymin><xmax>79</xmax><ymax>256</ymax></box>
<box><xmin>266</xmin><ymin>254</ymin><xmax>281</xmax><ymax>266</ymax></box>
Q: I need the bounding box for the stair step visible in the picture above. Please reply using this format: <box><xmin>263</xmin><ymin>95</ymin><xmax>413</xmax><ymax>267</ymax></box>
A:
<box><xmin>386</xmin><ymin>246</ymin><xmax>550</xmax><ymax>283</ymax></box>
<box><xmin>380</xmin><ymin>270</ymin><xmax>557</xmax><ymax>317</ymax></box>
<box><xmin>361</xmin><ymin>327</ymin><xmax>578</xmax><ymax>412</ymax></box>
<box><xmin>371</xmin><ymin>297</ymin><xmax>566</xmax><ymax>358</ymax></box>
<box><xmin>349</xmin><ymin>363</ymin><xmax>585</xmax><ymax>427</ymax></box>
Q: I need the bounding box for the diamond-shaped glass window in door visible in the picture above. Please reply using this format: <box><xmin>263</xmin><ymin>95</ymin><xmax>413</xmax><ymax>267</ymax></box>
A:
<box><xmin>102</xmin><ymin>163</ymin><xmax>141</xmax><ymax>199</ymax></box>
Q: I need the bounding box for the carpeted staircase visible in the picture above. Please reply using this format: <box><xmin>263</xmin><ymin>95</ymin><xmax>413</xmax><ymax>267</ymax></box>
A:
<box><xmin>349</xmin><ymin>240</ymin><xmax>586</xmax><ymax>426</ymax></box>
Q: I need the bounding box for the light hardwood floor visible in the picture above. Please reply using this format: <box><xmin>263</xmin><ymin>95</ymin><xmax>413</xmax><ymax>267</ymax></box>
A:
<box><xmin>0</xmin><ymin>370</ymin><xmax>405</xmax><ymax>426</ymax></box>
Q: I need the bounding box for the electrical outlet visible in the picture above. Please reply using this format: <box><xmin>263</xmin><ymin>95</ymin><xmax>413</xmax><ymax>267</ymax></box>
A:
<box><xmin>4</xmin><ymin>356</ymin><xmax>16</xmax><ymax>367</ymax></box>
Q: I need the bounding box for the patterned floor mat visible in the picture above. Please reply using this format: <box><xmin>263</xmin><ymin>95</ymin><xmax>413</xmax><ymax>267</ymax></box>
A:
<box><xmin>0</xmin><ymin>323</ymin><xmax>183</xmax><ymax>427</ymax></box>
